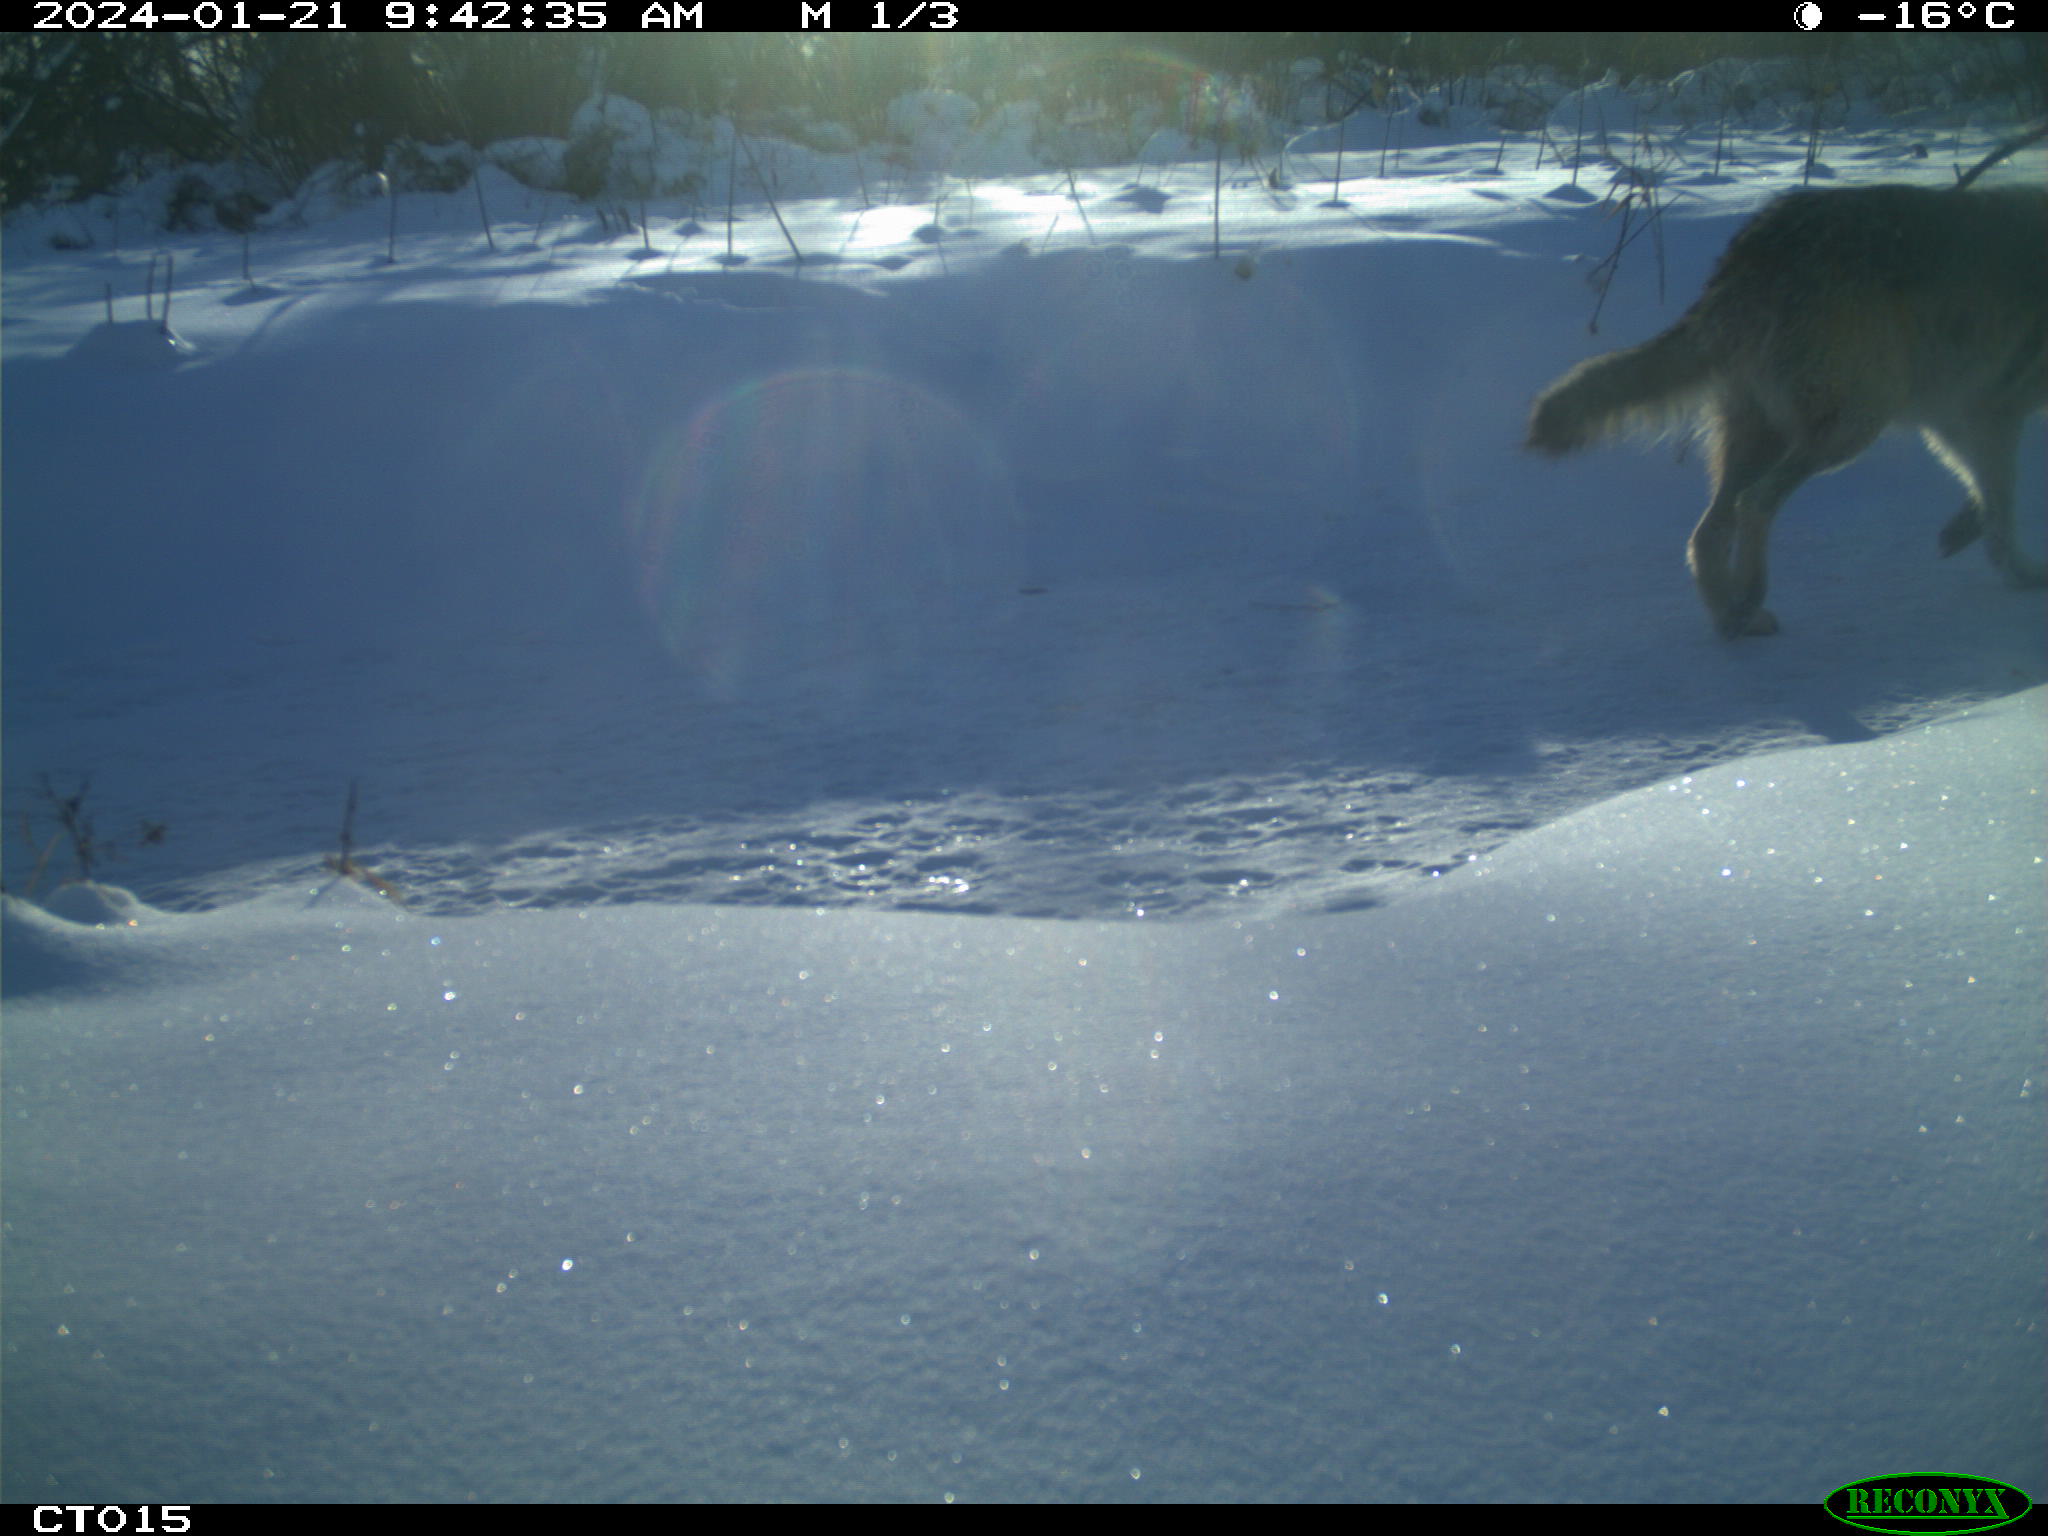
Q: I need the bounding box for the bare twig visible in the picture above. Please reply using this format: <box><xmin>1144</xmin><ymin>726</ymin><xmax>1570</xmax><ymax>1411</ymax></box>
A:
<box><xmin>323</xmin><ymin>778</ymin><xmax>405</xmax><ymax>905</ymax></box>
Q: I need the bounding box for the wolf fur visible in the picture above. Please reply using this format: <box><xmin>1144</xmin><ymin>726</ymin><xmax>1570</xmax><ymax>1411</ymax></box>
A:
<box><xmin>1527</xmin><ymin>182</ymin><xmax>2048</xmax><ymax>638</ymax></box>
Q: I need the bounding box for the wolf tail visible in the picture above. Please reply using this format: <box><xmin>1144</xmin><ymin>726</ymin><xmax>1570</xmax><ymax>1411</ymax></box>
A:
<box><xmin>1525</xmin><ymin>318</ymin><xmax>1716</xmax><ymax>455</ymax></box>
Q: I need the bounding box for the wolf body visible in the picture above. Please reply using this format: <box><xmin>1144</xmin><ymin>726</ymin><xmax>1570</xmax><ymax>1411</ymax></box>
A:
<box><xmin>1527</xmin><ymin>182</ymin><xmax>2048</xmax><ymax>637</ymax></box>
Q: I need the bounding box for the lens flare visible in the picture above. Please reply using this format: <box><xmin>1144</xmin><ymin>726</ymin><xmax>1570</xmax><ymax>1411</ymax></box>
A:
<box><xmin>630</xmin><ymin>366</ymin><xmax>1020</xmax><ymax>697</ymax></box>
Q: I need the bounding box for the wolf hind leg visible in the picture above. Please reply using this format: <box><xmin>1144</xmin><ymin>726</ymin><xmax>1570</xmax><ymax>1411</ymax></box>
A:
<box><xmin>1924</xmin><ymin>416</ymin><xmax>2045</xmax><ymax>588</ymax></box>
<box><xmin>1690</xmin><ymin>399</ymin><xmax>1780</xmax><ymax>636</ymax></box>
<box><xmin>1688</xmin><ymin>399</ymin><xmax>1831</xmax><ymax>638</ymax></box>
<box><xmin>1698</xmin><ymin>460</ymin><xmax>1826</xmax><ymax>638</ymax></box>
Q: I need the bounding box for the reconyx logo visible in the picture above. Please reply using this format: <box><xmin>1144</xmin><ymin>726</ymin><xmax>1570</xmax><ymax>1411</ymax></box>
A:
<box><xmin>1826</xmin><ymin>1473</ymin><xmax>2033</xmax><ymax>1535</ymax></box>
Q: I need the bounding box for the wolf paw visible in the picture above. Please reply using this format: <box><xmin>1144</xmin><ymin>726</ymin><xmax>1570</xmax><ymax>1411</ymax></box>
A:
<box><xmin>2000</xmin><ymin>561</ymin><xmax>2047</xmax><ymax>590</ymax></box>
<box><xmin>1937</xmin><ymin>504</ymin><xmax>1981</xmax><ymax>558</ymax></box>
<box><xmin>1717</xmin><ymin>605</ymin><xmax>1779</xmax><ymax>639</ymax></box>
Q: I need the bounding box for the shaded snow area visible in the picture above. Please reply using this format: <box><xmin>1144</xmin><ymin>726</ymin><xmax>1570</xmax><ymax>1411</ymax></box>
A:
<box><xmin>3</xmin><ymin>96</ymin><xmax>2043</xmax><ymax>1504</ymax></box>
<box><xmin>5</xmin><ymin>126</ymin><xmax>2044</xmax><ymax>923</ymax></box>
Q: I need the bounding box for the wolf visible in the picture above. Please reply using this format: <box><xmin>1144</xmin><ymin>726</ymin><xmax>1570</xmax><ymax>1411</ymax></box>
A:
<box><xmin>1526</xmin><ymin>182</ymin><xmax>2047</xmax><ymax>637</ymax></box>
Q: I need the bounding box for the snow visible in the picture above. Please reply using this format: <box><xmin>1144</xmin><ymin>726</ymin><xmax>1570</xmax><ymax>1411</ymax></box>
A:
<box><xmin>3</xmin><ymin>92</ymin><xmax>2043</xmax><ymax>1504</ymax></box>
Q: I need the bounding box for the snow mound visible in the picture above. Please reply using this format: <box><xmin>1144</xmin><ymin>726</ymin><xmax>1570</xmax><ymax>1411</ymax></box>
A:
<box><xmin>1</xmin><ymin>688</ymin><xmax>2037</xmax><ymax>1503</ymax></box>
<box><xmin>2</xmin><ymin>877</ymin><xmax>401</xmax><ymax>999</ymax></box>
<box><xmin>1471</xmin><ymin>684</ymin><xmax>2046</xmax><ymax>910</ymax></box>
<box><xmin>3</xmin><ymin>887</ymin><xmax>171</xmax><ymax>996</ymax></box>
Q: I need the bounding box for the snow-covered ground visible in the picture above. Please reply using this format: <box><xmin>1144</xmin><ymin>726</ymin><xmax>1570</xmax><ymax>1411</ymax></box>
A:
<box><xmin>3</xmin><ymin>83</ymin><xmax>2042</xmax><ymax>1504</ymax></box>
